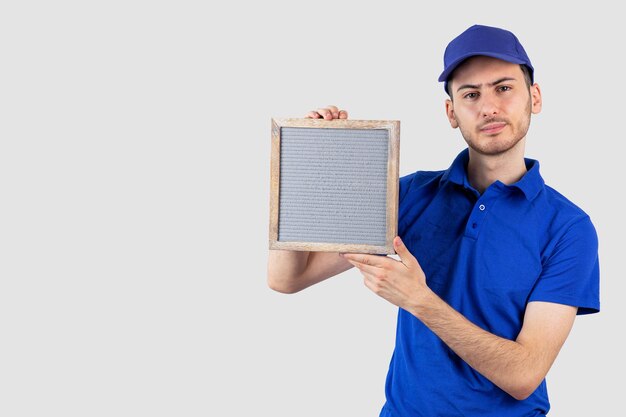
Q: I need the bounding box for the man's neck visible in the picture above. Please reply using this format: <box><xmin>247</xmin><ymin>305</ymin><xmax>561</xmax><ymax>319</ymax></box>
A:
<box><xmin>466</xmin><ymin>141</ymin><xmax>527</xmax><ymax>194</ymax></box>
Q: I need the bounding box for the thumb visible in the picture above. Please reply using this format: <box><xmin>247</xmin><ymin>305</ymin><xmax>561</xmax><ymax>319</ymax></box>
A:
<box><xmin>394</xmin><ymin>236</ymin><xmax>416</xmax><ymax>268</ymax></box>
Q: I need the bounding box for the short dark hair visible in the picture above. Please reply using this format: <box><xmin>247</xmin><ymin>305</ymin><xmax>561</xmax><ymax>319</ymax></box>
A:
<box><xmin>445</xmin><ymin>64</ymin><xmax>533</xmax><ymax>98</ymax></box>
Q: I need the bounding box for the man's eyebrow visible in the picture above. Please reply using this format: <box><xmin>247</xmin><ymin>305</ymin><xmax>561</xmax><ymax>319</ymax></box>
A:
<box><xmin>490</xmin><ymin>77</ymin><xmax>517</xmax><ymax>86</ymax></box>
<box><xmin>456</xmin><ymin>77</ymin><xmax>518</xmax><ymax>93</ymax></box>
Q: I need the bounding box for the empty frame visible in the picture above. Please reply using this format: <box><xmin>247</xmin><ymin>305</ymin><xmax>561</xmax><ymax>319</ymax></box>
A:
<box><xmin>269</xmin><ymin>118</ymin><xmax>400</xmax><ymax>254</ymax></box>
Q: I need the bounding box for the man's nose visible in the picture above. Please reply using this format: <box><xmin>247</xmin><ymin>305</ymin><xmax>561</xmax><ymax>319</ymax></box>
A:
<box><xmin>480</xmin><ymin>94</ymin><xmax>500</xmax><ymax>117</ymax></box>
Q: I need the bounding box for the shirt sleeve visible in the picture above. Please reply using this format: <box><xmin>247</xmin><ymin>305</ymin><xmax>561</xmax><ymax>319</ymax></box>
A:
<box><xmin>528</xmin><ymin>216</ymin><xmax>600</xmax><ymax>315</ymax></box>
<box><xmin>399</xmin><ymin>172</ymin><xmax>415</xmax><ymax>205</ymax></box>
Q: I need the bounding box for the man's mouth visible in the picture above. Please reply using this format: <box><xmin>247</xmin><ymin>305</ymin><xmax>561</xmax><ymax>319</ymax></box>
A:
<box><xmin>480</xmin><ymin>122</ymin><xmax>507</xmax><ymax>134</ymax></box>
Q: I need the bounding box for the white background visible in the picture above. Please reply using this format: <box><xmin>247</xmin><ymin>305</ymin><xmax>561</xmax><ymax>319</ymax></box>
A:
<box><xmin>1</xmin><ymin>1</ymin><xmax>623</xmax><ymax>416</ymax></box>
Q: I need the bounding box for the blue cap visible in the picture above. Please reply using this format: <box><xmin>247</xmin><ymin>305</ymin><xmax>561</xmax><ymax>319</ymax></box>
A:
<box><xmin>439</xmin><ymin>25</ymin><xmax>534</xmax><ymax>92</ymax></box>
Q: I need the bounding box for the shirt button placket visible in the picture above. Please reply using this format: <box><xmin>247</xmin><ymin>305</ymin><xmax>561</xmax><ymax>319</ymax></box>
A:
<box><xmin>465</xmin><ymin>201</ymin><xmax>489</xmax><ymax>238</ymax></box>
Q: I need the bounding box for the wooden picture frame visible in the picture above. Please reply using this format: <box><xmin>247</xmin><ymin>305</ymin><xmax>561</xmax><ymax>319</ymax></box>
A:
<box><xmin>269</xmin><ymin>118</ymin><xmax>400</xmax><ymax>254</ymax></box>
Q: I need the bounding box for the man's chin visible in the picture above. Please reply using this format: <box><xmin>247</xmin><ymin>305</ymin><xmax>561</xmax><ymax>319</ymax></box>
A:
<box><xmin>468</xmin><ymin>142</ymin><xmax>515</xmax><ymax>156</ymax></box>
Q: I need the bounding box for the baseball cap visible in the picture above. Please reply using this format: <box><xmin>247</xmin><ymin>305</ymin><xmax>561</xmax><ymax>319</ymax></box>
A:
<box><xmin>439</xmin><ymin>24</ymin><xmax>534</xmax><ymax>93</ymax></box>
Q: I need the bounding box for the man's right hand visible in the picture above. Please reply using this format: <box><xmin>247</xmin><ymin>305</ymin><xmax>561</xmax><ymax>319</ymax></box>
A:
<box><xmin>305</xmin><ymin>105</ymin><xmax>349</xmax><ymax>120</ymax></box>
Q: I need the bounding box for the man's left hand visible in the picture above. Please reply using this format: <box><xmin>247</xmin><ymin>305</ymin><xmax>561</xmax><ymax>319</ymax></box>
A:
<box><xmin>341</xmin><ymin>236</ymin><xmax>430</xmax><ymax>310</ymax></box>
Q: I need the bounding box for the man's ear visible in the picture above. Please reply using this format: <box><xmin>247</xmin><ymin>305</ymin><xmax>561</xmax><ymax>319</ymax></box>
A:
<box><xmin>445</xmin><ymin>99</ymin><xmax>458</xmax><ymax>128</ymax></box>
<box><xmin>531</xmin><ymin>83</ymin><xmax>542</xmax><ymax>114</ymax></box>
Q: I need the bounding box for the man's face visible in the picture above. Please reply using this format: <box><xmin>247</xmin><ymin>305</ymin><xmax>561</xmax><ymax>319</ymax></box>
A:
<box><xmin>445</xmin><ymin>56</ymin><xmax>542</xmax><ymax>156</ymax></box>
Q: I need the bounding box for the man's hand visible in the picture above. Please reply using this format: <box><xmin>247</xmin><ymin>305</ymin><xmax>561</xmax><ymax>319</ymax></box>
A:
<box><xmin>305</xmin><ymin>105</ymin><xmax>349</xmax><ymax>120</ymax></box>
<box><xmin>341</xmin><ymin>236</ymin><xmax>431</xmax><ymax>311</ymax></box>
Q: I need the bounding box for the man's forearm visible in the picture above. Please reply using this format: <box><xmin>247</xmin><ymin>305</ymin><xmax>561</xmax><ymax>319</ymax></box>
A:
<box><xmin>408</xmin><ymin>290</ymin><xmax>538</xmax><ymax>400</ymax></box>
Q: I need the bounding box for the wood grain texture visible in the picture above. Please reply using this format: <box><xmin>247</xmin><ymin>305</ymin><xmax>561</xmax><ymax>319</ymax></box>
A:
<box><xmin>269</xmin><ymin>240</ymin><xmax>390</xmax><ymax>255</ymax></box>
<box><xmin>273</xmin><ymin>118</ymin><xmax>398</xmax><ymax>131</ymax></box>
<box><xmin>386</xmin><ymin>121</ymin><xmax>400</xmax><ymax>254</ymax></box>
<box><xmin>268</xmin><ymin>119</ymin><xmax>281</xmax><ymax>246</ymax></box>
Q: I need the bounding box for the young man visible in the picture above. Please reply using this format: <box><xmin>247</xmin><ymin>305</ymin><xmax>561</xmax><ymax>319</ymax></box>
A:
<box><xmin>267</xmin><ymin>24</ymin><xmax>600</xmax><ymax>416</ymax></box>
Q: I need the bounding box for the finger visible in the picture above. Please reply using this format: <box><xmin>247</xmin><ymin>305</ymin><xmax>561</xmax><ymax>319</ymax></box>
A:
<box><xmin>362</xmin><ymin>273</ymin><xmax>378</xmax><ymax>292</ymax></box>
<box><xmin>305</xmin><ymin>110</ymin><xmax>321</xmax><ymax>119</ymax></box>
<box><xmin>344</xmin><ymin>258</ymin><xmax>383</xmax><ymax>276</ymax></box>
<box><xmin>338</xmin><ymin>110</ymin><xmax>349</xmax><ymax>119</ymax></box>
<box><xmin>394</xmin><ymin>236</ymin><xmax>416</xmax><ymax>268</ymax></box>
<box><xmin>361</xmin><ymin>272</ymin><xmax>387</xmax><ymax>297</ymax></box>
<box><xmin>316</xmin><ymin>107</ymin><xmax>334</xmax><ymax>120</ymax></box>
<box><xmin>327</xmin><ymin>105</ymin><xmax>339</xmax><ymax>119</ymax></box>
<box><xmin>342</xmin><ymin>253</ymin><xmax>385</xmax><ymax>268</ymax></box>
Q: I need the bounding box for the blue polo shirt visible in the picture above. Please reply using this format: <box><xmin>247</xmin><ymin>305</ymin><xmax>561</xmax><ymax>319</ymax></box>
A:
<box><xmin>380</xmin><ymin>149</ymin><xmax>600</xmax><ymax>417</ymax></box>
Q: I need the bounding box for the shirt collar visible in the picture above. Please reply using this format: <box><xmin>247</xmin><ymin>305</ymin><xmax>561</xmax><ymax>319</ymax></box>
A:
<box><xmin>441</xmin><ymin>148</ymin><xmax>545</xmax><ymax>201</ymax></box>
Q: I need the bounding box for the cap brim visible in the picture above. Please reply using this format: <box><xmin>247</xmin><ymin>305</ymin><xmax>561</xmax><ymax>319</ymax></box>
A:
<box><xmin>438</xmin><ymin>52</ymin><xmax>527</xmax><ymax>82</ymax></box>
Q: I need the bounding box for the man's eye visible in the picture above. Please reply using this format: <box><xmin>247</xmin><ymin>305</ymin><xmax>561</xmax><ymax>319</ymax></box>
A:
<box><xmin>464</xmin><ymin>92</ymin><xmax>478</xmax><ymax>99</ymax></box>
<box><xmin>498</xmin><ymin>86</ymin><xmax>511</xmax><ymax>92</ymax></box>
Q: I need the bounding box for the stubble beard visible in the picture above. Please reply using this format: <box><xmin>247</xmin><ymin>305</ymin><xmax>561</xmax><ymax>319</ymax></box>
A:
<box><xmin>456</xmin><ymin>96</ymin><xmax>532</xmax><ymax>157</ymax></box>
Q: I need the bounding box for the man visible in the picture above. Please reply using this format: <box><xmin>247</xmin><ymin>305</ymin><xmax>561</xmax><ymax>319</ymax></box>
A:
<box><xmin>267</xmin><ymin>24</ymin><xmax>600</xmax><ymax>416</ymax></box>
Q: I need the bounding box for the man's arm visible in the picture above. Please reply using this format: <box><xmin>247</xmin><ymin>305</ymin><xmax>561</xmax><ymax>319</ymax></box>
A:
<box><xmin>342</xmin><ymin>236</ymin><xmax>577</xmax><ymax>400</ymax></box>
<box><xmin>267</xmin><ymin>250</ymin><xmax>353</xmax><ymax>293</ymax></box>
<box><xmin>414</xmin><ymin>295</ymin><xmax>576</xmax><ymax>400</ymax></box>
